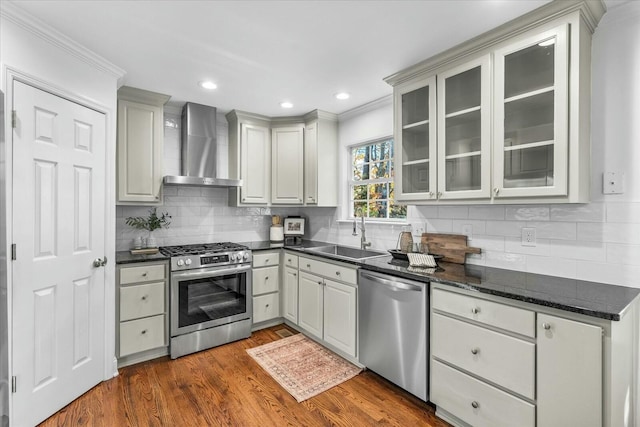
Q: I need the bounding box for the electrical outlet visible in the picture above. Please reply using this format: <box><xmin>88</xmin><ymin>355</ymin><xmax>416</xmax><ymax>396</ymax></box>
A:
<box><xmin>522</xmin><ymin>227</ymin><xmax>536</xmax><ymax>247</ymax></box>
<box><xmin>462</xmin><ymin>224</ymin><xmax>473</xmax><ymax>241</ymax></box>
<box><xmin>412</xmin><ymin>222</ymin><xmax>425</xmax><ymax>237</ymax></box>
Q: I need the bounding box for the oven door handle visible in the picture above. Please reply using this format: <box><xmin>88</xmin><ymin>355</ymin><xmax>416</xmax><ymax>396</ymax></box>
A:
<box><xmin>171</xmin><ymin>264</ymin><xmax>252</xmax><ymax>281</ymax></box>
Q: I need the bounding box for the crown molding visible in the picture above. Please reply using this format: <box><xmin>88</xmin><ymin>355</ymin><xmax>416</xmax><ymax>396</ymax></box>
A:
<box><xmin>1</xmin><ymin>1</ymin><xmax>126</xmax><ymax>80</ymax></box>
<box><xmin>338</xmin><ymin>95</ymin><xmax>392</xmax><ymax>122</ymax></box>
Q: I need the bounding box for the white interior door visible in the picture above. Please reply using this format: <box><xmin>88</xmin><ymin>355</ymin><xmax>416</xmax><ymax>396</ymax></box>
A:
<box><xmin>11</xmin><ymin>81</ymin><xmax>106</xmax><ymax>426</ymax></box>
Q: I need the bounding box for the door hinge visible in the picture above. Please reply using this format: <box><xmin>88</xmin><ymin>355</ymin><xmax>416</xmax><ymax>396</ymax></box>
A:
<box><xmin>11</xmin><ymin>110</ymin><xmax>17</xmax><ymax>129</ymax></box>
<box><xmin>11</xmin><ymin>376</ymin><xmax>16</xmax><ymax>393</ymax></box>
<box><xmin>11</xmin><ymin>244</ymin><xmax>16</xmax><ymax>261</ymax></box>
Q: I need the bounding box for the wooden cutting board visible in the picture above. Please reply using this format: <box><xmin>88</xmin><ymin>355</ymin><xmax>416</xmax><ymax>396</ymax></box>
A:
<box><xmin>421</xmin><ymin>233</ymin><xmax>481</xmax><ymax>264</ymax></box>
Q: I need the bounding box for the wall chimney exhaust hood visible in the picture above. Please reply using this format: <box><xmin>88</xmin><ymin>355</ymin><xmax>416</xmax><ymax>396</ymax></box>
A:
<box><xmin>163</xmin><ymin>102</ymin><xmax>242</xmax><ymax>187</ymax></box>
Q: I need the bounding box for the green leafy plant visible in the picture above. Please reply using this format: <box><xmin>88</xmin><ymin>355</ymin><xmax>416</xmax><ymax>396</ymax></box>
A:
<box><xmin>125</xmin><ymin>208</ymin><xmax>172</xmax><ymax>232</ymax></box>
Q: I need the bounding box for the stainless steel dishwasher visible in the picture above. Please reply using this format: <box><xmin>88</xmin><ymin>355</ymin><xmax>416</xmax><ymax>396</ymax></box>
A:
<box><xmin>358</xmin><ymin>269</ymin><xmax>428</xmax><ymax>401</ymax></box>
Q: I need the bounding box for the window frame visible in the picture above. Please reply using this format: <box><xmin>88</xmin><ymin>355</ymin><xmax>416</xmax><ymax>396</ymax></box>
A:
<box><xmin>348</xmin><ymin>137</ymin><xmax>406</xmax><ymax>221</ymax></box>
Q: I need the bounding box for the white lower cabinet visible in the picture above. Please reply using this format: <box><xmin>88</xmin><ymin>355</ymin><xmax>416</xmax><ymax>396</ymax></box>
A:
<box><xmin>430</xmin><ymin>285</ymin><xmax>620</xmax><ymax>427</ymax></box>
<box><xmin>537</xmin><ymin>314</ymin><xmax>602</xmax><ymax>427</ymax></box>
<box><xmin>252</xmin><ymin>250</ymin><xmax>281</xmax><ymax>327</ymax></box>
<box><xmin>117</xmin><ymin>260</ymin><xmax>169</xmax><ymax>366</ymax></box>
<box><xmin>282</xmin><ymin>264</ymin><xmax>299</xmax><ymax>324</ymax></box>
<box><xmin>297</xmin><ymin>256</ymin><xmax>358</xmax><ymax>358</ymax></box>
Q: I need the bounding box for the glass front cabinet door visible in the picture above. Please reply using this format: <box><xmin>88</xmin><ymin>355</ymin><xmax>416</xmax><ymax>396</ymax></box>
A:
<box><xmin>493</xmin><ymin>25</ymin><xmax>569</xmax><ymax>198</ymax></box>
<box><xmin>394</xmin><ymin>77</ymin><xmax>438</xmax><ymax>201</ymax></box>
<box><xmin>437</xmin><ymin>55</ymin><xmax>492</xmax><ymax>200</ymax></box>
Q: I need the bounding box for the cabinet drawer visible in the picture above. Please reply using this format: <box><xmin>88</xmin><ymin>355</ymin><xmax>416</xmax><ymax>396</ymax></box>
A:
<box><xmin>432</xmin><ymin>313</ymin><xmax>535</xmax><ymax>399</ymax></box>
<box><xmin>283</xmin><ymin>253</ymin><xmax>299</xmax><ymax>268</ymax></box>
<box><xmin>253</xmin><ymin>251</ymin><xmax>280</xmax><ymax>267</ymax></box>
<box><xmin>432</xmin><ymin>288</ymin><xmax>534</xmax><ymax>337</ymax></box>
<box><xmin>253</xmin><ymin>293</ymin><xmax>280</xmax><ymax>323</ymax></box>
<box><xmin>431</xmin><ymin>360</ymin><xmax>535</xmax><ymax>427</ymax></box>
<box><xmin>120</xmin><ymin>264</ymin><xmax>165</xmax><ymax>285</ymax></box>
<box><xmin>119</xmin><ymin>314</ymin><xmax>165</xmax><ymax>357</ymax></box>
<box><xmin>253</xmin><ymin>266</ymin><xmax>279</xmax><ymax>295</ymax></box>
<box><xmin>120</xmin><ymin>282</ymin><xmax>165</xmax><ymax>321</ymax></box>
<box><xmin>299</xmin><ymin>257</ymin><xmax>357</xmax><ymax>284</ymax></box>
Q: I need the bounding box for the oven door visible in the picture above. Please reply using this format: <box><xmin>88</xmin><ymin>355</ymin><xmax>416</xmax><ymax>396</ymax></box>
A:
<box><xmin>170</xmin><ymin>264</ymin><xmax>252</xmax><ymax>337</ymax></box>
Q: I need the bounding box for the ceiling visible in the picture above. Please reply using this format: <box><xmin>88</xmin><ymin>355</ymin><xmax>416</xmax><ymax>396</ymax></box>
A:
<box><xmin>6</xmin><ymin>0</ymin><xmax>596</xmax><ymax>117</ymax></box>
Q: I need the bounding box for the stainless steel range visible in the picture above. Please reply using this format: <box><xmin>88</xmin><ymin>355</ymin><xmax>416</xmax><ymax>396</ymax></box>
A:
<box><xmin>159</xmin><ymin>242</ymin><xmax>252</xmax><ymax>359</ymax></box>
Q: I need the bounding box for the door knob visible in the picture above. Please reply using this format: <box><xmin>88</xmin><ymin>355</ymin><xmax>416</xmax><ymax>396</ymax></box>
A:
<box><xmin>93</xmin><ymin>257</ymin><xmax>107</xmax><ymax>268</ymax></box>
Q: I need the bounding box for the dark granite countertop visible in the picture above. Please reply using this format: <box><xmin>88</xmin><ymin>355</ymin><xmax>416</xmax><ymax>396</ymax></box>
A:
<box><xmin>239</xmin><ymin>240</ymin><xmax>332</xmax><ymax>251</ymax></box>
<box><xmin>241</xmin><ymin>240</ymin><xmax>640</xmax><ymax>321</ymax></box>
<box><xmin>116</xmin><ymin>250</ymin><xmax>169</xmax><ymax>265</ymax></box>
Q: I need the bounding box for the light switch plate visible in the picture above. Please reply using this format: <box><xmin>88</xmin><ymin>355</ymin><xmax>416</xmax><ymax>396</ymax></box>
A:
<box><xmin>412</xmin><ymin>222</ymin><xmax>425</xmax><ymax>237</ymax></box>
<box><xmin>603</xmin><ymin>171</ymin><xmax>625</xmax><ymax>194</ymax></box>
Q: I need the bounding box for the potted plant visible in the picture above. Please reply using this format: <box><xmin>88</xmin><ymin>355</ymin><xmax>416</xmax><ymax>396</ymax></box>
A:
<box><xmin>125</xmin><ymin>207</ymin><xmax>171</xmax><ymax>248</ymax></box>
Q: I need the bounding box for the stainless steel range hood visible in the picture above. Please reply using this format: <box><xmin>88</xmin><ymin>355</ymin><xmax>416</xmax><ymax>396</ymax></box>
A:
<box><xmin>163</xmin><ymin>102</ymin><xmax>242</xmax><ymax>187</ymax></box>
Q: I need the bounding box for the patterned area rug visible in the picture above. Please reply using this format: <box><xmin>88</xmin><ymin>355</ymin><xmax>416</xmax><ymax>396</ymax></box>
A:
<box><xmin>247</xmin><ymin>334</ymin><xmax>363</xmax><ymax>402</ymax></box>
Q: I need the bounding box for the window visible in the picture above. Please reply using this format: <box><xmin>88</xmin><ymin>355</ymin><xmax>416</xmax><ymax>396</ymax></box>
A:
<box><xmin>350</xmin><ymin>138</ymin><xmax>406</xmax><ymax>219</ymax></box>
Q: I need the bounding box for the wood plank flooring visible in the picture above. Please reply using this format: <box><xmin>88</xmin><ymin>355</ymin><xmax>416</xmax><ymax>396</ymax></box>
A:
<box><xmin>39</xmin><ymin>325</ymin><xmax>451</xmax><ymax>427</ymax></box>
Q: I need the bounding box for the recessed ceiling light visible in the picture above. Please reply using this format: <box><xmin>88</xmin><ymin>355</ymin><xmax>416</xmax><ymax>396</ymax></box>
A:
<box><xmin>199</xmin><ymin>81</ymin><xmax>217</xmax><ymax>90</ymax></box>
<box><xmin>280</xmin><ymin>101</ymin><xmax>293</xmax><ymax>109</ymax></box>
<box><xmin>538</xmin><ymin>39</ymin><xmax>555</xmax><ymax>47</ymax></box>
<box><xmin>335</xmin><ymin>92</ymin><xmax>350</xmax><ymax>100</ymax></box>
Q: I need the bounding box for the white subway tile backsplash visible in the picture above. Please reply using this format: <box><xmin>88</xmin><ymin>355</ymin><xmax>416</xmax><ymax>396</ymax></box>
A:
<box><xmin>483</xmin><ymin>251</ymin><xmax>527</xmax><ymax>271</ymax></box>
<box><xmin>485</xmin><ymin>220</ymin><xmax>524</xmax><ymax>237</ymax></box>
<box><xmin>606</xmin><ymin>202</ymin><xmax>640</xmax><ymax>223</ymax></box>
<box><xmin>577</xmin><ymin>222</ymin><xmax>640</xmax><ymax>244</ymax></box>
<box><xmin>451</xmin><ymin>220</ymin><xmax>486</xmax><ymax>236</ymax></box>
<box><xmin>550</xmin><ymin>203</ymin><xmax>605</xmax><ymax>222</ymax></box>
<box><xmin>505</xmin><ymin>206</ymin><xmax>550</xmax><ymax>221</ymax></box>
<box><xmin>425</xmin><ymin>218</ymin><xmax>453</xmax><ymax>233</ymax></box>
<box><xmin>468</xmin><ymin>206</ymin><xmax>505</xmax><ymax>220</ymax></box>
<box><xmin>575</xmin><ymin>261</ymin><xmax>640</xmax><ymax>289</ymax></box>
<box><xmin>606</xmin><ymin>243</ymin><xmax>640</xmax><ymax>265</ymax></box>
<box><xmin>438</xmin><ymin>206</ymin><xmax>469</xmax><ymax>219</ymax></box>
<box><xmin>526</xmin><ymin>255</ymin><xmax>577</xmax><ymax>278</ymax></box>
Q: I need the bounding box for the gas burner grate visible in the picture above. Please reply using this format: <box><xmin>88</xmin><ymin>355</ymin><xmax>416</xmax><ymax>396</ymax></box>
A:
<box><xmin>159</xmin><ymin>242</ymin><xmax>248</xmax><ymax>257</ymax></box>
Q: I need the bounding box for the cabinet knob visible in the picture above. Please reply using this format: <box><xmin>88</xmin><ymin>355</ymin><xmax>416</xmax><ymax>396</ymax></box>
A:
<box><xmin>265</xmin><ymin>304</ymin><xmax>270</xmax><ymax>308</ymax></box>
<box><xmin>494</xmin><ymin>187</ymin><xmax>500</xmax><ymax>195</ymax></box>
<box><xmin>471</xmin><ymin>307</ymin><xmax>480</xmax><ymax>314</ymax></box>
<box><xmin>293</xmin><ymin>273</ymin><xmax>297</xmax><ymax>276</ymax></box>
<box><xmin>141</xmin><ymin>329</ymin><xmax>147</xmax><ymax>335</ymax></box>
<box><xmin>542</xmin><ymin>322</ymin><xmax>551</xmax><ymax>330</ymax></box>
<box><xmin>437</xmin><ymin>191</ymin><xmax>442</xmax><ymax>198</ymax></box>
<box><xmin>471</xmin><ymin>401</ymin><xmax>479</xmax><ymax>409</ymax></box>
<box><xmin>335</xmin><ymin>271</ymin><xmax>341</xmax><ymax>276</ymax></box>
<box><xmin>318</xmin><ymin>281</ymin><xmax>323</xmax><ymax>285</ymax></box>
<box><xmin>141</xmin><ymin>295</ymin><xmax>148</xmax><ymax>301</ymax></box>
<box><xmin>265</xmin><ymin>259</ymin><xmax>269</xmax><ymax>263</ymax></box>
<box><xmin>265</xmin><ymin>276</ymin><xmax>269</xmax><ymax>280</ymax></box>
<box><xmin>307</xmin><ymin>264</ymin><xmax>311</xmax><ymax>268</ymax></box>
<box><xmin>471</xmin><ymin>348</ymin><xmax>479</xmax><ymax>355</ymax></box>
<box><xmin>288</xmin><ymin>258</ymin><xmax>292</xmax><ymax>262</ymax></box>
<box><xmin>429</xmin><ymin>191</ymin><xmax>434</xmax><ymax>198</ymax></box>
<box><xmin>142</xmin><ymin>272</ymin><xmax>148</xmax><ymax>277</ymax></box>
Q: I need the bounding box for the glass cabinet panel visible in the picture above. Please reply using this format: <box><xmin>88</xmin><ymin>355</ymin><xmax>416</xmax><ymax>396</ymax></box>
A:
<box><xmin>494</xmin><ymin>26</ymin><xmax>567</xmax><ymax>198</ymax></box>
<box><xmin>396</xmin><ymin>78</ymin><xmax>436</xmax><ymax>199</ymax></box>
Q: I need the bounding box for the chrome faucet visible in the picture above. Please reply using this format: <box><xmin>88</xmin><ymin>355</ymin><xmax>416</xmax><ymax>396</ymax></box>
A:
<box><xmin>359</xmin><ymin>216</ymin><xmax>371</xmax><ymax>250</ymax></box>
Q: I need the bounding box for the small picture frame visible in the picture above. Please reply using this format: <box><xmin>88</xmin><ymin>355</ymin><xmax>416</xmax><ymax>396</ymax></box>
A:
<box><xmin>284</xmin><ymin>217</ymin><xmax>305</xmax><ymax>235</ymax></box>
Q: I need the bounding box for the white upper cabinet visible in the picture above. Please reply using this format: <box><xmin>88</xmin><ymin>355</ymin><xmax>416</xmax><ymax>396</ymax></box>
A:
<box><xmin>227</xmin><ymin>111</ymin><xmax>271</xmax><ymax>205</ymax></box>
<box><xmin>116</xmin><ymin>86</ymin><xmax>170</xmax><ymax>205</ymax></box>
<box><xmin>493</xmin><ymin>25</ymin><xmax>569</xmax><ymax>199</ymax></box>
<box><xmin>385</xmin><ymin>0</ymin><xmax>604</xmax><ymax>204</ymax></box>
<box><xmin>437</xmin><ymin>55</ymin><xmax>491</xmax><ymax>200</ymax></box>
<box><xmin>271</xmin><ymin>125</ymin><xmax>304</xmax><ymax>204</ymax></box>
<box><xmin>304</xmin><ymin>111</ymin><xmax>339</xmax><ymax>206</ymax></box>
<box><xmin>395</xmin><ymin>76</ymin><xmax>437</xmax><ymax>202</ymax></box>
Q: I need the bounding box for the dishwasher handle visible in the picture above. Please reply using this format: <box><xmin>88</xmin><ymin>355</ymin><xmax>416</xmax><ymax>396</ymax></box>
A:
<box><xmin>360</xmin><ymin>272</ymin><xmax>424</xmax><ymax>292</ymax></box>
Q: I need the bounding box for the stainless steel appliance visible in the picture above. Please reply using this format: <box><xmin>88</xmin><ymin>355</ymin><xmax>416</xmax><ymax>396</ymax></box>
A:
<box><xmin>358</xmin><ymin>269</ymin><xmax>428</xmax><ymax>401</ymax></box>
<box><xmin>163</xmin><ymin>102</ymin><xmax>242</xmax><ymax>188</ymax></box>
<box><xmin>160</xmin><ymin>242</ymin><xmax>252</xmax><ymax>359</ymax></box>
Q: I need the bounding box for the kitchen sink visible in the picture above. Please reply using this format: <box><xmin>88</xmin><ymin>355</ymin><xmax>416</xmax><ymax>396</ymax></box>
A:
<box><xmin>306</xmin><ymin>244</ymin><xmax>387</xmax><ymax>261</ymax></box>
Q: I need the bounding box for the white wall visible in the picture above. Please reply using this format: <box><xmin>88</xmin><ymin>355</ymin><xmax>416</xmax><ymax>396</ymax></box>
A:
<box><xmin>308</xmin><ymin>1</ymin><xmax>640</xmax><ymax>289</ymax></box>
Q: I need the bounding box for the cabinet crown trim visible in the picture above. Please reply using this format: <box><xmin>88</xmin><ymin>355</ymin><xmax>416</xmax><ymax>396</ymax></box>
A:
<box><xmin>118</xmin><ymin>86</ymin><xmax>170</xmax><ymax>105</ymax></box>
<box><xmin>384</xmin><ymin>0</ymin><xmax>605</xmax><ymax>86</ymax></box>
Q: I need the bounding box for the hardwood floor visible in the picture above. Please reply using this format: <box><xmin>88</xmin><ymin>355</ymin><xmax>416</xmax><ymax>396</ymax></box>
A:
<box><xmin>39</xmin><ymin>325</ymin><xmax>451</xmax><ymax>427</ymax></box>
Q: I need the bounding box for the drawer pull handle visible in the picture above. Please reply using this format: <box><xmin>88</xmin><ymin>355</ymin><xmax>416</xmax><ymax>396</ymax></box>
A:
<box><xmin>141</xmin><ymin>295</ymin><xmax>148</xmax><ymax>301</ymax></box>
<box><xmin>542</xmin><ymin>323</ymin><xmax>551</xmax><ymax>330</ymax></box>
<box><xmin>471</xmin><ymin>348</ymin><xmax>479</xmax><ymax>355</ymax></box>
<box><xmin>471</xmin><ymin>307</ymin><xmax>480</xmax><ymax>314</ymax></box>
<box><xmin>471</xmin><ymin>401</ymin><xmax>479</xmax><ymax>409</ymax></box>
<box><xmin>142</xmin><ymin>272</ymin><xmax>148</xmax><ymax>277</ymax></box>
<box><xmin>141</xmin><ymin>329</ymin><xmax>147</xmax><ymax>335</ymax></box>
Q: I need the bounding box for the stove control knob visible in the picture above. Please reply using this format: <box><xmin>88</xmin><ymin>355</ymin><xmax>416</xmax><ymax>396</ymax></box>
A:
<box><xmin>243</xmin><ymin>252</ymin><xmax>249</xmax><ymax>261</ymax></box>
<box><xmin>230</xmin><ymin>253</ymin><xmax>237</xmax><ymax>262</ymax></box>
<box><xmin>236</xmin><ymin>252</ymin><xmax>244</xmax><ymax>262</ymax></box>
<box><xmin>177</xmin><ymin>259</ymin><xmax>185</xmax><ymax>267</ymax></box>
<box><xmin>185</xmin><ymin>259</ymin><xmax>192</xmax><ymax>266</ymax></box>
